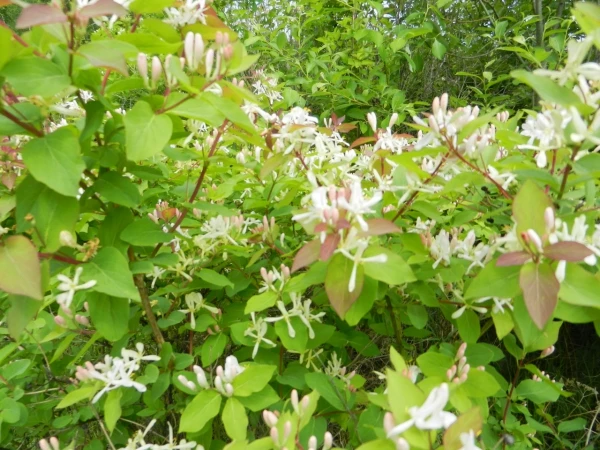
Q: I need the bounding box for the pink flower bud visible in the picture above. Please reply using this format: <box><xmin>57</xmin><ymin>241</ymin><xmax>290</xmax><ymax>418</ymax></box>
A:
<box><xmin>282</xmin><ymin>421</ymin><xmax>292</xmax><ymax>442</ymax></box>
<box><xmin>75</xmin><ymin>315</ymin><xmax>89</xmax><ymax>326</ymax></box>
<box><xmin>446</xmin><ymin>365</ymin><xmax>457</xmax><ymax>380</ymax></box>
<box><xmin>50</xmin><ymin>437</ymin><xmax>60</xmax><ymax>450</ymax></box>
<box><xmin>151</xmin><ymin>56</ymin><xmax>162</xmax><ymax>88</ymax></box>
<box><xmin>308</xmin><ymin>436</ymin><xmax>318</xmax><ymax>450</ymax></box>
<box><xmin>54</xmin><ymin>315</ymin><xmax>67</xmax><ymax>328</ymax></box>
<box><xmin>526</xmin><ymin>229</ymin><xmax>544</xmax><ymax>252</ymax></box>
<box><xmin>383</xmin><ymin>412</ymin><xmax>395</xmax><ymax>434</ymax></box>
<box><xmin>215</xmin><ymin>31</ymin><xmax>224</xmax><ymax>46</ymax></box>
<box><xmin>137</xmin><ymin>53</ymin><xmax>148</xmax><ymax>83</ymax></box>
<box><xmin>223</xmin><ymin>44</ymin><xmax>234</xmax><ymax>61</ymax></box>
<box><xmin>39</xmin><ymin>439</ymin><xmax>51</xmax><ymax>450</ymax></box>
<box><xmin>270</xmin><ymin>427</ymin><xmax>279</xmax><ymax>445</ymax></box>
<box><xmin>457</xmin><ymin>342</ymin><xmax>467</xmax><ymax>359</ymax></box>
<box><xmin>205</xmin><ymin>49</ymin><xmax>215</xmax><ymax>78</ymax></box>
<box><xmin>432</xmin><ymin>96</ymin><xmax>440</xmax><ymax>116</ymax></box>
<box><xmin>540</xmin><ymin>345</ymin><xmax>555</xmax><ymax>358</ymax></box>
<box><xmin>263</xmin><ymin>410</ymin><xmax>278</xmax><ymax>427</ymax></box>
<box><xmin>396</xmin><ymin>437</ymin><xmax>410</xmax><ymax>450</ymax></box>
<box><xmin>440</xmin><ymin>93</ymin><xmax>448</xmax><ymax>112</ymax></box>
<box><xmin>60</xmin><ymin>305</ymin><xmax>73</xmax><ymax>317</ymax></box>
<box><xmin>301</xmin><ymin>395</ymin><xmax>310</xmax><ymax>412</ymax></box>
<box><xmin>461</xmin><ymin>364</ymin><xmax>471</xmax><ymax>376</ymax></box>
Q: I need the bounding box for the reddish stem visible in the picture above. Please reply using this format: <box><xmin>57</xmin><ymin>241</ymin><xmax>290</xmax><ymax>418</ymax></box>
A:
<box><xmin>0</xmin><ymin>20</ymin><xmax>45</xmax><ymax>58</ymax></box>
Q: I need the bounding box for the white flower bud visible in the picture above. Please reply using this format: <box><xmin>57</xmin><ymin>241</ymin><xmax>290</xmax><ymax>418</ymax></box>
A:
<box><xmin>291</xmin><ymin>389</ymin><xmax>299</xmax><ymax>413</ymax></box>
<box><xmin>323</xmin><ymin>431</ymin><xmax>333</xmax><ymax>450</ymax></box>
<box><xmin>184</xmin><ymin>32</ymin><xmax>195</xmax><ymax>69</ymax></box>
<box><xmin>367</xmin><ymin>112</ymin><xmax>377</xmax><ymax>132</ymax></box>
<box><xmin>384</xmin><ymin>412</ymin><xmax>396</xmax><ymax>434</ymax></box>
<box><xmin>59</xmin><ymin>230</ymin><xmax>77</xmax><ymax>248</ymax></box>
<box><xmin>396</xmin><ymin>437</ymin><xmax>410</xmax><ymax>450</ymax></box>
<box><xmin>389</xmin><ymin>112</ymin><xmax>399</xmax><ymax>128</ymax></box>
<box><xmin>540</xmin><ymin>345</ymin><xmax>555</xmax><ymax>358</ymax></box>
<box><xmin>194</xmin><ymin>34</ymin><xmax>204</xmax><ymax>67</ymax></box>
<box><xmin>308</xmin><ymin>436</ymin><xmax>317</xmax><ymax>450</ymax></box>
<box><xmin>544</xmin><ymin>207</ymin><xmax>555</xmax><ymax>233</ymax></box>
<box><xmin>457</xmin><ymin>342</ymin><xmax>467</xmax><ymax>359</ymax></box>
<box><xmin>225</xmin><ymin>383</ymin><xmax>234</xmax><ymax>397</ymax></box>
<box><xmin>193</xmin><ymin>366</ymin><xmax>209</xmax><ymax>389</ymax></box>
<box><xmin>39</xmin><ymin>439</ymin><xmax>51</xmax><ymax>450</ymax></box>
<box><xmin>263</xmin><ymin>410</ymin><xmax>278</xmax><ymax>427</ymax></box>
<box><xmin>205</xmin><ymin>49</ymin><xmax>215</xmax><ymax>79</ymax></box>
<box><xmin>282</xmin><ymin>421</ymin><xmax>292</xmax><ymax>442</ymax></box>
<box><xmin>270</xmin><ymin>427</ymin><xmax>279</xmax><ymax>445</ymax></box>
<box><xmin>50</xmin><ymin>437</ymin><xmax>60</xmax><ymax>450</ymax></box>
<box><xmin>526</xmin><ymin>229</ymin><xmax>544</xmax><ymax>252</ymax></box>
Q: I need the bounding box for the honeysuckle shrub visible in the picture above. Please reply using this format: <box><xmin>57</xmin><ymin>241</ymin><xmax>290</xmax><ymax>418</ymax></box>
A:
<box><xmin>0</xmin><ymin>1</ymin><xmax>599</xmax><ymax>449</ymax></box>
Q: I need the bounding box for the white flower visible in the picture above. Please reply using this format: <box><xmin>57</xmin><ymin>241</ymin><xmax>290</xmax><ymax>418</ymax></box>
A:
<box><xmin>245</xmin><ymin>313</ymin><xmax>276</xmax><ymax>359</ymax></box>
<box><xmin>337</xmin><ymin>233</ymin><xmax>387</xmax><ymax>292</ymax></box>
<box><xmin>281</xmin><ymin>107</ymin><xmax>318</xmax><ymax>126</ymax></box>
<box><xmin>264</xmin><ymin>301</ymin><xmax>297</xmax><ymax>337</ymax></box>
<box><xmin>164</xmin><ymin>0</ymin><xmax>208</xmax><ymax>27</ymax></box>
<box><xmin>180</xmin><ymin>292</ymin><xmax>219</xmax><ymax>329</ymax></box>
<box><xmin>336</xmin><ymin>181</ymin><xmax>382</xmax><ymax>231</ymax></box>
<box><xmin>55</xmin><ymin>267</ymin><xmax>97</xmax><ymax>311</ymax></box>
<box><xmin>534</xmin><ymin>38</ymin><xmax>600</xmax><ymax>85</ymax></box>
<box><xmin>459</xmin><ymin>430</ymin><xmax>482</xmax><ymax>450</ymax></box>
<box><xmin>386</xmin><ymin>383</ymin><xmax>457</xmax><ymax>437</ymax></box>
<box><xmin>77</xmin><ymin>344</ymin><xmax>160</xmax><ymax>404</ymax></box>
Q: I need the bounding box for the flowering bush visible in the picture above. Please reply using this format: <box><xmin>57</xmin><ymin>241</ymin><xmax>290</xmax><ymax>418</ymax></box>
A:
<box><xmin>0</xmin><ymin>1</ymin><xmax>599</xmax><ymax>449</ymax></box>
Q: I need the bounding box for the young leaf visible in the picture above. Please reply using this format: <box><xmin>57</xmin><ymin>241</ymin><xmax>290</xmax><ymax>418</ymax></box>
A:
<box><xmin>0</xmin><ymin>235</ymin><xmax>42</xmax><ymax>300</ymax></box>
<box><xmin>496</xmin><ymin>251</ymin><xmax>531</xmax><ymax>267</ymax></box>
<box><xmin>1</xmin><ymin>57</ymin><xmax>70</xmax><ymax>97</ymax></box>
<box><xmin>222</xmin><ymin>397</ymin><xmax>248</xmax><ymax>441</ymax></box>
<box><xmin>104</xmin><ymin>388</ymin><xmax>122</xmax><ymax>434</ymax></box>
<box><xmin>325</xmin><ymin>253</ymin><xmax>364</xmax><ymax>318</ymax></box>
<box><xmin>81</xmin><ymin>247</ymin><xmax>140</xmax><ymax>300</ymax></box>
<box><xmin>16</xmin><ymin>4</ymin><xmax>68</xmax><ymax>28</ymax></box>
<box><xmin>544</xmin><ymin>241</ymin><xmax>594</xmax><ymax>262</ymax></box>
<box><xmin>512</xmin><ymin>180</ymin><xmax>552</xmax><ymax>239</ymax></box>
<box><xmin>519</xmin><ymin>262</ymin><xmax>559</xmax><ymax>329</ymax></box>
<box><xmin>231</xmin><ymin>365</ymin><xmax>276</xmax><ymax>397</ymax></box>
<box><xmin>362</xmin><ymin>246</ymin><xmax>415</xmax><ymax>286</ymax></box>
<box><xmin>179</xmin><ymin>389</ymin><xmax>222</xmax><ymax>433</ymax></box>
<box><xmin>292</xmin><ymin>239</ymin><xmax>321</xmax><ymax>273</ymax></box>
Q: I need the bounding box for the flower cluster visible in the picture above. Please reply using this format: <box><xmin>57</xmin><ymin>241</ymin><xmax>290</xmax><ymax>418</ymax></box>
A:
<box><xmin>75</xmin><ymin>344</ymin><xmax>160</xmax><ymax>403</ymax></box>
<box><xmin>177</xmin><ymin>355</ymin><xmax>244</xmax><ymax>397</ymax></box>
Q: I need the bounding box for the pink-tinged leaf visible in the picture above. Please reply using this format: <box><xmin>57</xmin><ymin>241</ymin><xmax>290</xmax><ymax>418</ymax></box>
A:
<box><xmin>496</xmin><ymin>251</ymin><xmax>531</xmax><ymax>267</ymax></box>
<box><xmin>350</xmin><ymin>136</ymin><xmax>376</xmax><ymax>149</ymax></box>
<box><xmin>361</xmin><ymin>218</ymin><xmax>401</xmax><ymax>236</ymax></box>
<box><xmin>291</xmin><ymin>239</ymin><xmax>321</xmax><ymax>273</ymax></box>
<box><xmin>16</xmin><ymin>5</ymin><xmax>68</xmax><ymax>29</ymax></box>
<box><xmin>336</xmin><ymin>218</ymin><xmax>351</xmax><ymax>230</ymax></box>
<box><xmin>544</xmin><ymin>241</ymin><xmax>594</xmax><ymax>262</ymax></box>
<box><xmin>519</xmin><ymin>262</ymin><xmax>559</xmax><ymax>330</ymax></box>
<box><xmin>78</xmin><ymin>0</ymin><xmax>127</xmax><ymax>19</ymax></box>
<box><xmin>325</xmin><ymin>253</ymin><xmax>364</xmax><ymax>318</ymax></box>
<box><xmin>320</xmin><ymin>233</ymin><xmax>340</xmax><ymax>262</ymax></box>
<box><xmin>336</xmin><ymin>123</ymin><xmax>356</xmax><ymax>133</ymax></box>
<box><xmin>314</xmin><ymin>223</ymin><xmax>327</xmax><ymax>234</ymax></box>
<box><xmin>0</xmin><ymin>235</ymin><xmax>42</xmax><ymax>300</ymax></box>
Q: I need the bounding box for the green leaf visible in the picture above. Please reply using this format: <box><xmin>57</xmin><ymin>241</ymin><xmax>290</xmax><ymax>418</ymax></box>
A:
<box><xmin>456</xmin><ymin>309</ymin><xmax>481</xmax><ymax>343</ymax></box>
<box><xmin>520</xmin><ymin>262</ymin><xmax>559</xmax><ymax>329</ymax></box>
<box><xmin>325</xmin><ymin>253</ymin><xmax>364</xmax><ymax>318</ymax></box>
<box><xmin>98</xmin><ymin>206</ymin><xmax>134</xmax><ymax>254</ymax></box>
<box><xmin>516</xmin><ymin>379</ymin><xmax>560</xmax><ymax>404</ymax></box>
<box><xmin>492</xmin><ymin>310</ymin><xmax>514</xmax><ymax>339</ymax></box>
<box><xmin>117</xmin><ymin>32</ymin><xmax>181</xmax><ymax>54</ymax></box>
<box><xmin>512</xmin><ymin>180</ymin><xmax>553</xmax><ymax>241</ymax></box>
<box><xmin>443</xmin><ymin>407</ymin><xmax>482</xmax><ymax>450</ymax></box>
<box><xmin>232</xmin><ymin>364</ymin><xmax>276</xmax><ymax>397</ymax></box>
<box><xmin>81</xmin><ymin>247</ymin><xmax>140</xmax><ymax>300</ymax></box>
<box><xmin>244</xmin><ymin>291</ymin><xmax>278</xmax><ymax>314</ymax></box>
<box><xmin>1</xmin><ymin>57</ymin><xmax>70</xmax><ymax>97</ymax></box>
<box><xmin>179</xmin><ymin>389</ymin><xmax>222</xmax><ymax>433</ymax></box>
<box><xmin>345</xmin><ymin>276</ymin><xmax>378</xmax><ymax>326</ymax></box>
<box><xmin>124</xmin><ymin>101</ymin><xmax>173</xmax><ymax>161</ymax></box>
<box><xmin>416</xmin><ymin>351</ymin><xmax>454</xmax><ymax>378</ymax></box>
<box><xmin>557</xmin><ymin>417</ymin><xmax>587</xmax><ymax>434</ymax></box>
<box><xmin>94</xmin><ymin>172</ymin><xmax>142</xmax><ymax>207</ymax></box>
<box><xmin>78</xmin><ymin>40</ymin><xmax>137</xmax><ymax>75</ymax></box>
<box><xmin>459</xmin><ymin>369</ymin><xmax>501</xmax><ymax>397</ymax></box>
<box><xmin>559</xmin><ymin>264</ymin><xmax>600</xmax><ymax>308</ymax></box>
<box><xmin>56</xmin><ymin>385</ymin><xmax>100</xmax><ymax>409</ymax></box>
<box><xmin>87</xmin><ymin>292</ymin><xmax>130</xmax><ymax>342</ymax></box>
<box><xmin>237</xmin><ymin>384</ymin><xmax>280</xmax><ymax>411</ymax></box>
<box><xmin>104</xmin><ymin>389</ymin><xmax>122</xmax><ymax>434</ymax></box>
<box><xmin>511</xmin><ymin>70</ymin><xmax>582</xmax><ymax>107</ymax></box>
<box><xmin>21</xmin><ymin>127</ymin><xmax>85</xmax><ymax>197</ymax></box>
<box><xmin>0</xmin><ymin>235</ymin><xmax>42</xmax><ymax>300</ymax></box>
<box><xmin>362</xmin><ymin>246</ymin><xmax>416</xmax><ymax>286</ymax></box>
<box><xmin>464</xmin><ymin>261</ymin><xmax>521</xmax><ymax>299</ymax></box>
<box><xmin>197</xmin><ymin>269</ymin><xmax>234</xmax><ymax>288</ymax></box>
<box><xmin>130</xmin><ymin>0</ymin><xmax>174</xmax><ymax>13</ymax></box>
<box><xmin>0</xmin><ymin>398</ymin><xmax>21</xmax><ymax>424</ymax></box>
<box><xmin>222</xmin><ymin>397</ymin><xmax>248</xmax><ymax>441</ymax></box>
<box><xmin>356</xmin><ymin>440</ymin><xmax>396</xmax><ymax>450</ymax></box>
<box><xmin>201</xmin><ymin>333</ymin><xmax>228</xmax><ymax>367</ymax></box>
<box><xmin>512</xmin><ymin>296</ymin><xmax>562</xmax><ymax>351</ymax></box>
<box><xmin>7</xmin><ymin>295</ymin><xmax>41</xmax><ymax>339</ymax></box>
<box><xmin>16</xmin><ymin>176</ymin><xmax>79</xmax><ymax>252</ymax></box>
<box><xmin>432</xmin><ymin>39</ymin><xmax>447</xmax><ymax>59</ymax></box>
<box><xmin>120</xmin><ymin>217</ymin><xmax>174</xmax><ymax>246</ymax></box>
<box><xmin>305</xmin><ymin>372</ymin><xmax>349</xmax><ymax>411</ymax></box>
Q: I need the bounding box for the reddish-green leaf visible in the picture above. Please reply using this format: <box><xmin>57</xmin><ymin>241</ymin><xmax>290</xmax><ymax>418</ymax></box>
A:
<box><xmin>544</xmin><ymin>241</ymin><xmax>594</xmax><ymax>262</ymax></box>
<box><xmin>0</xmin><ymin>236</ymin><xmax>42</xmax><ymax>300</ymax></box>
<box><xmin>292</xmin><ymin>239</ymin><xmax>321</xmax><ymax>273</ymax></box>
<box><xmin>16</xmin><ymin>4</ymin><xmax>67</xmax><ymax>29</ymax></box>
<box><xmin>361</xmin><ymin>218</ymin><xmax>401</xmax><ymax>236</ymax></box>
<box><xmin>78</xmin><ymin>0</ymin><xmax>127</xmax><ymax>19</ymax></box>
<box><xmin>320</xmin><ymin>233</ymin><xmax>339</xmax><ymax>261</ymax></box>
<box><xmin>325</xmin><ymin>253</ymin><xmax>364</xmax><ymax>318</ymax></box>
<box><xmin>497</xmin><ymin>251</ymin><xmax>531</xmax><ymax>267</ymax></box>
<box><xmin>519</xmin><ymin>262</ymin><xmax>559</xmax><ymax>329</ymax></box>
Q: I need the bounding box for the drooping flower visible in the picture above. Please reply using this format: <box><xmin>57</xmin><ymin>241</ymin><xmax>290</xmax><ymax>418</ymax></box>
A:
<box><xmin>386</xmin><ymin>383</ymin><xmax>457</xmax><ymax>437</ymax></box>
<box><xmin>55</xmin><ymin>267</ymin><xmax>97</xmax><ymax>313</ymax></box>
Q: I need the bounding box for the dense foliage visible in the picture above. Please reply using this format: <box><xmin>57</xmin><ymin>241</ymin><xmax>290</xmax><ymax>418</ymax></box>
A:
<box><xmin>0</xmin><ymin>1</ymin><xmax>599</xmax><ymax>450</ymax></box>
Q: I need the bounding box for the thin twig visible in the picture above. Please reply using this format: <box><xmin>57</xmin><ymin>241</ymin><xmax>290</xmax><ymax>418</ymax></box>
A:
<box><xmin>0</xmin><ymin>108</ymin><xmax>44</xmax><ymax>137</ymax></box>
